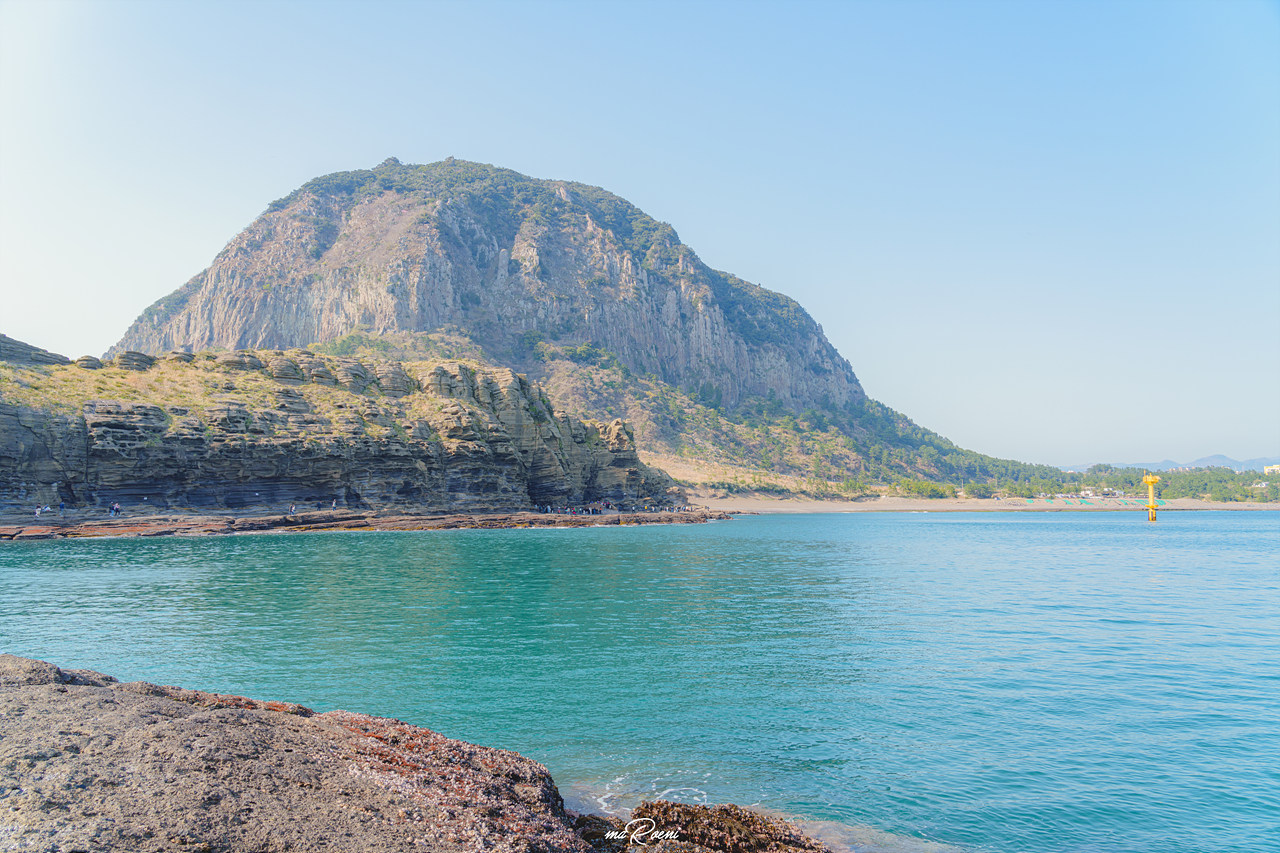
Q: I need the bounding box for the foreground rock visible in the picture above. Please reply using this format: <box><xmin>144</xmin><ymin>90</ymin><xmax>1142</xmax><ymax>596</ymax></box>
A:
<box><xmin>0</xmin><ymin>656</ymin><xmax>830</xmax><ymax>853</ymax></box>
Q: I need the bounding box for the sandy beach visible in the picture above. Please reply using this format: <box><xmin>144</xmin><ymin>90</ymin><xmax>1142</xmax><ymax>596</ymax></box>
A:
<box><xmin>695</xmin><ymin>494</ymin><xmax>1280</xmax><ymax>513</ymax></box>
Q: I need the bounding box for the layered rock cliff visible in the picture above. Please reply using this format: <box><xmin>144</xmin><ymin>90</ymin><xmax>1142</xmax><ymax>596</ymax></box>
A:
<box><xmin>0</xmin><ymin>333</ymin><xmax>70</xmax><ymax>367</ymax></box>
<box><xmin>112</xmin><ymin>158</ymin><xmax>863</xmax><ymax>413</ymax></box>
<box><xmin>0</xmin><ymin>343</ymin><xmax>674</xmax><ymax>512</ymax></box>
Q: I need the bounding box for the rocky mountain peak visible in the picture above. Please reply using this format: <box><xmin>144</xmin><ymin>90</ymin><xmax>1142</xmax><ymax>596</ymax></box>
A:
<box><xmin>111</xmin><ymin>159</ymin><xmax>864</xmax><ymax>414</ymax></box>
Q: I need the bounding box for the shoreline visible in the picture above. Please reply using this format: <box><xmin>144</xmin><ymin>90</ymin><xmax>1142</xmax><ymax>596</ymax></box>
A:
<box><xmin>0</xmin><ymin>654</ymin><xmax>831</xmax><ymax>852</ymax></box>
<box><xmin>0</xmin><ymin>507</ymin><xmax>731</xmax><ymax>542</ymax></box>
<box><xmin>4</xmin><ymin>494</ymin><xmax>1274</xmax><ymax>539</ymax></box>
<box><xmin>695</xmin><ymin>494</ymin><xmax>1280</xmax><ymax>514</ymax></box>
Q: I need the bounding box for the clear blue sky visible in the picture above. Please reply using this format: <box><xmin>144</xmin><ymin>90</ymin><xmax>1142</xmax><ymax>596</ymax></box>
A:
<box><xmin>2</xmin><ymin>0</ymin><xmax>1277</xmax><ymax>466</ymax></box>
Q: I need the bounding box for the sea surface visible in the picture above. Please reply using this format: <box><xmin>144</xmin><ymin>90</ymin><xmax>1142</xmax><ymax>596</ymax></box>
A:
<box><xmin>3</xmin><ymin>511</ymin><xmax>1278</xmax><ymax>853</ymax></box>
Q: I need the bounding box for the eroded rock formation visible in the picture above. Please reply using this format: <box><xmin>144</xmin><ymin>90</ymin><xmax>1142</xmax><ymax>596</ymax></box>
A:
<box><xmin>0</xmin><ymin>344</ymin><xmax>675</xmax><ymax>512</ymax></box>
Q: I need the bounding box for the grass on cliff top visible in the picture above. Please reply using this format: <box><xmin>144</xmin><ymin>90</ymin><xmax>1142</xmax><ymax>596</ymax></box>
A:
<box><xmin>0</xmin><ymin>360</ymin><xmax>403</xmax><ymax>440</ymax></box>
<box><xmin>313</xmin><ymin>329</ymin><xmax>490</xmax><ymax>365</ymax></box>
<box><xmin>0</xmin><ymin>361</ymin><xmax>223</xmax><ymax>417</ymax></box>
<box><xmin>0</xmin><ymin>352</ymin><xmax>543</xmax><ymax>447</ymax></box>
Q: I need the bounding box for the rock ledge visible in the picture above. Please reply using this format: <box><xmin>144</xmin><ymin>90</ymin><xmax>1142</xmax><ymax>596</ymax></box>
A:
<box><xmin>0</xmin><ymin>655</ymin><xmax>829</xmax><ymax>852</ymax></box>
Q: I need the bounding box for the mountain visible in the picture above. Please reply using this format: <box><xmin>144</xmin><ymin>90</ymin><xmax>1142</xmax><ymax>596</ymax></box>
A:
<box><xmin>114</xmin><ymin>157</ymin><xmax>860</xmax><ymax>415</ymax></box>
<box><xmin>109</xmin><ymin>158</ymin><xmax>1072</xmax><ymax>492</ymax></box>
<box><xmin>1064</xmin><ymin>455</ymin><xmax>1280</xmax><ymax>473</ymax></box>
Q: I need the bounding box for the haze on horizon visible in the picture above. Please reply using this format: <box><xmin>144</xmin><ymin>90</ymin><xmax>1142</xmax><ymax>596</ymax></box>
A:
<box><xmin>1</xmin><ymin>0</ymin><xmax>1276</xmax><ymax>468</ymax></box>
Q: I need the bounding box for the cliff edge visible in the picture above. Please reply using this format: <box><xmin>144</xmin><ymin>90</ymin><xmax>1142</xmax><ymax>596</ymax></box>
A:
<box><xmin>0</xmin><ymin>343</ymin><xmax>675</xmax><ymax>512</ymax></box>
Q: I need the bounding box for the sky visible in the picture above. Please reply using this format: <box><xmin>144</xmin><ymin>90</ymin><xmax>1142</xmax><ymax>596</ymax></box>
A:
<box><xmin>1</xmin><ymin>0</ymin><xmax>1277</xmax><ymax>467</ymax></box>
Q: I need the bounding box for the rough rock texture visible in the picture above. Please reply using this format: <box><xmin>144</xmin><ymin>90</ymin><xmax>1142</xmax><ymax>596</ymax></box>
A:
<box><xmin>0</xmin><ymin>508</ymin><xmax>732</xmax><ymax>541</ymax></box>
<box><xmin>111</xmin><ymin>158</ymin><xmax>864</xmax><ymax>413</ymax></box>
<box><xmin>631</xmin><ymin>802</ymin><xmax>830</xmax><ymax>852</ymax></box>
<box><xmin>0</xmin><ymin>346</ymin><xmax>676</xmax><ymax>512</ymax></box>
<box><xmin>0</xmin><ymin>655</ymin><xmax>589</xmax><ymax>852</ymax></box>
<box><xmin>113</xmin><ymin>351</ymin><xmax>157</xmax><ymax>372</ymax></box>
<box><xmin>0</xmin><ymin>334</ymin><xmax>68</xmax><ymax>367</ymax></box>
<box><xmin>0</xmin><ymin>656</ymin><xmax>831</xmax><ymax>853</ymax></box>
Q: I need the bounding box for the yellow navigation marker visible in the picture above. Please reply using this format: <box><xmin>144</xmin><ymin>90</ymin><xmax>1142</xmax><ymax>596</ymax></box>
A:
<box><xmin>1143</xmin><ymin>473</ymin><xmax>1161</xmax><ymax>522</ymax></box>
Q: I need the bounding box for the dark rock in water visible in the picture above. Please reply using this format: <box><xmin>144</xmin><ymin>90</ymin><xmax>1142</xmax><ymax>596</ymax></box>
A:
<box><xmin>75</xmin><ymin>355</ymin><xmax>103</xmax><ymax>369</ymax></box>
<box><xmin>113</xmin><ymin>350</ymin><xmax>156</xmax><ymax>371</ymax></box>
<box><xmin>629</xmin><ymin>801</ymin><xmax>831</xmax><ymax>852</ymax></box>
<box><xmin>0</xmin><ymin>333</ymin><xmax>70</xmax><ymax>366</ymax></box>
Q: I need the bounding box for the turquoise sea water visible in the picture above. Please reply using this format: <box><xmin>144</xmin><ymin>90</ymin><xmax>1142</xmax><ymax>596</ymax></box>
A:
<box><xmin>2</xmin><ymin>512</ymin><xmax>1278</xmax><ymax>853</ymax></box>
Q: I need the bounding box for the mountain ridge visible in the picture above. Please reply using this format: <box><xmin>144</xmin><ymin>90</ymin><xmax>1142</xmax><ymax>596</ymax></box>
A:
<box><xmin>1062</xmin><ymin>455</ymin><xmax>1280</xmax><ymax>473</ymax></box>
<box><xmin>113</xmin><ymin>157</ymin><xmax>861</xmax><ymax>416</ymax></box>
<box><xmin>104</xmin><ymin>158</ymin><xmax>1089</xmax><ymax>490</ymax></box>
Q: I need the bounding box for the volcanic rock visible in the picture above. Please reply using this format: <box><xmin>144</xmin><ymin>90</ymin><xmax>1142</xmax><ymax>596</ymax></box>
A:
<box><xmin>0</xmin><ymin>347</ymin><xmax>675</xmax><ymax>512</ymax></box>
<box><xmin>0</xmin><ymin>656</ymin><xmax>831</xmax><ymax>853</ymax></box>
<box><xmin>0</xmin><ymin>333</ymin><xmax>69</xmax><ymax>366</ymax></box>
<box><xmin>109</xmin><ymin>159</ymin><xmax>864</xmax><ymax>413</ymax></box>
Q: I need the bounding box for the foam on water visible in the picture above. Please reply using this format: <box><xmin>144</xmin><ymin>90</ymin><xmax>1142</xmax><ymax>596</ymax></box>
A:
<box><xmin>561</xmin><ymin>776</ymin><xmax>973</xmax><ymax>853</ymax></box>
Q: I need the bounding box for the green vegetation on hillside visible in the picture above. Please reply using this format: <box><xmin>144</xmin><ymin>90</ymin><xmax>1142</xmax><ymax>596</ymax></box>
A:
<box><xmin>1069</xmin><ymin>464</ymin><xmax>1279</xmax><ymax>503</ymax></box>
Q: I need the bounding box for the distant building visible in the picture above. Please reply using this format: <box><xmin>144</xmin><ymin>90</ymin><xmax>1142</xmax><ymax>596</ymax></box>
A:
<box><xmin>1265</xmin><ymin>464</ymin><xmax>1280</xmax><ymax>476</ymax></box>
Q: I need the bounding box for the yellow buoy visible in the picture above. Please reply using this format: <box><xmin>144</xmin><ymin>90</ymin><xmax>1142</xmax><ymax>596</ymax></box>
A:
<box><xmin>1143</xmin><ymin>473</ymin><xmax>1161</xmax><ymax>522</ymax></box>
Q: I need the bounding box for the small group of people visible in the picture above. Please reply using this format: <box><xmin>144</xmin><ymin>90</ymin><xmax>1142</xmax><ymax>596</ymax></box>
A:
<box><xmin>538</xmin><ymin>504</ymin><xmax>612</xmax><ymax>515</ymax></box>
<box><xmin>32</xmin><ymin>501</ymin><xmax>70</xmax><ymax>519</ymax></box>
<box><xmin>107</xmin><ymin>502</ymin><xmax>122</xmax><ymax>517</ymax></box>
<box><xmin>286</xmin><ymin>499</ymin><xmax>339</xmax><ymax>514</ymax></box>
<box><xmin>535</xmin><ymin>501</ymin><xmax>700</xmax><ymax>515</ymax></box>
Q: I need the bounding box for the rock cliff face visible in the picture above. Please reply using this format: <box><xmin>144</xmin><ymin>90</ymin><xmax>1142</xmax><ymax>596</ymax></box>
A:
<box><xmin>0</xmin><ymin>333</ymin><xmax>70</xmax><ymax>366</ymax></box>
<box><xmin>0</xmin><ymin>345</ymin><xmax>674</xmax><ymax>511</ymax></box>
<box><xmin>112</xmin><ymin>158</ymin><xmax>863</xmax><ymax>413</ymax></box>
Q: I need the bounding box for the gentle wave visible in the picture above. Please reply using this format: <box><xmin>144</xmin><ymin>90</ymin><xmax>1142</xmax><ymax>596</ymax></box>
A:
<box><xmin>3</xmin><ymin>511</ymin><xmax>1277</xmax><ymax>853</ymax></box>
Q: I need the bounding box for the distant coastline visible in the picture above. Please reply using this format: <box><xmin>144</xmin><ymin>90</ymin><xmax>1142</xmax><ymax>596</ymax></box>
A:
<box><xmin>3</xmin><ymin>498</ymin><xmax>1273</xmax><ymax>541</ymax></box>
<box><xmin>697</xmin><ymin>495</ymin><xmax>1280</xmax><ymax>513</ymax></box>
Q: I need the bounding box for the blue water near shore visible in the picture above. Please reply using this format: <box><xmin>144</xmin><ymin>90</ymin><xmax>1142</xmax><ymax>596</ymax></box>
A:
<box><xmin>3</xmin><ymin>511</ymin><xmax>1278</xmax><ymax>852</ymax></box>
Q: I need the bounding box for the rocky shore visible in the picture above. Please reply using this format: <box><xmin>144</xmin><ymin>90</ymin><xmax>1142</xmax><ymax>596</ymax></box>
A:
<box><xmin>0</xmin><ymin>507</ymin><xmax>731</xmax><ymax>542</ymax></box>
<box><xmin>0</xmin><ymin>655</ymin><xmax>828</xmax><ymax>852</ymax></box>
